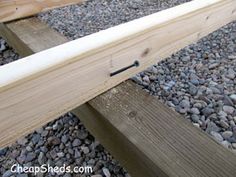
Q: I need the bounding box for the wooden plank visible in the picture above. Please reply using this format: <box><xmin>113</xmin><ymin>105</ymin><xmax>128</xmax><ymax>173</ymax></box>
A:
<box><xmin>0</xmin><ymin>0</ymin><xmax>85</xmax><ymax>23</ymax></box>
<box><xmin>0</xmin><ymin>18</ymin><xmax>161</xmax><ymax>176</ymax></box>
<box><xmin>0</xmin><ymin>17</ymin><xmax>69</xmax><ymax>146</ymax></box>
<box><xmin>73</xmin><ymin>103</ymin><xmax>163</xmax><ymax>177</ymax></box>
<box><xmin>0</xmin><ymin>18</ymin><xmax>68</xmax><ymax>57</ymax></box>
<box><xmin>0</xmin><ymin>0</ymin><xmax>236</xmax><ymax>147</ymax></box>
<box><xmin>0</xmin><ymin>23</ymin><xmax>33</xmax><ymax>57</ymax></box>
<box><xmin>1</xmin><ymin>3</ymin><xmax>236</xmax><ymax>177</ymax></box>
<box><xmin>73</xmin><ymin>81</ymin><xmax>236</xmax><ymax>177</ymax></box>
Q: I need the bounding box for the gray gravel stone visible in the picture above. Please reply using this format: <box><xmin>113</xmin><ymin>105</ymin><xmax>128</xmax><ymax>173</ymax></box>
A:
<box><xmin>223</xmin><ymin>106</ymin><xmax>235</xmax><ymax>115</ymax></box>
<box><xmin>233</xmin><ymin>117</ymin><xmax>236</xmax><ymax>123</ymax></box>
<box><xmin>38</xmin><ymin>152</ymin><xmax>46</xmax><ymax>165</ymax></box>
<box><xmin>210</xmin><ymin>131</ymin><xmax>224</xmax><ymax>143</ymax></box>
<box><xmin>222</xmin><ymin>131</ymin><xmax>233</xmax><ymax>140</ymax></box>
<box><xmin>0</xmin><ymin>148</ymin><xmax>7</xmax><ymax>156</ymax></box>
<box><xmin>102</xmin><ymin>167</ymin><xmax>111</xmax><ymax>177</ymax></box>
<box><xmin>74</xmin><ymin>149</ymin><xmax>81</xmax><ymax>159</ymax></box>
<box><xmin>32</xmin><ymin>134</ymin><xmax>41</xmax><ymax>145</ymax></box>
<box><xmin>77</xmin><ymin>131</ymin><xmax>89</xmax><ymax>140</ymax></box>
<box><xmin>38</xmin><ymin>0</ymin><xmax>192</xmax><ymax>40</ymax></box>
<box><xmin>61</xmin><ymin>135</ymin><xmax>68</xmax><ymax>144</ymax></box>
<box><xmin>41</xmin><ymin>130</ymin><xmax>49</xmax><ymax>137</ymax></box>
<box><xmin>47</xmin><ymin>136</ymin><xmax>60</xmax><ymax>146</ymax></box>
<box><xmin>81</xmin><ymin>146</ymin><xmax>90</xmax><ymax>154</ymax></box>
<box><xmin>72</xmin><ymin>139</ymin><xmax>82</xmax><ymax>147</ymax></box>
<box><xmin>16</xmin><ymin>174</ymin><xmax>28</xmax><ymax>177</ymax></box>
<box><xmin>232</xmin><ymin>143</ymin><xmax>236</xmax><ymax>149</ymax></box>
<box><xmin>220</xmin><ymin>120</ymin><xmax>230</xmax><ymax>129</ymax></box>
<box><xmin>63</xmin><ymin>174</ymin><xmax>72</xmax><ymax>177</ymax></box>
<box><xmin>206</xmin><ymin>121</ymin><xmax>220</xmax><ymax>133</ymax></box>
<box><xmin>218</xmin><ymin>111</ymin><xmax>227</xmax><ymax>119</ymax></box>
<box><xmin>226</xmin><ymin>68</ymin><xmax>235</xmax><ymax>79</ymax></box>
<box><xmin>17</xmin><ymin>138</ymin><xmax>28</xmax><ymax>146</ymax></box>
<box><xmin>209</xmin><ymin>63</ymin><xmax>219</xmax><ymax>69</ymax></box>
<box><xmin>228</xmin><ymin>55</ymin><xmax>236</xmax><ymax>60</ymax></box>
<box><xmin>190</xmin><ymin>108</ymin><xmax>200</xmax><ymax>115</ymax></box>
<box><xmin>0</xmin><ymin>39</ymin><xmax>6</xmax><ymax>52</ymax></box>
<box><xmin>221</xmin><ymin>140</ymin><xmax>231</xmax><ymax>148</ymax></box>
<box><xmin>179</xmin><ymin>99</ymin><xmax>190</xmax><ymax>109</ymax></box>
<box><xmin>143</xmin><ymin>75</ymin><xmax>150</xmax><ymax>84</ymax></box>
<box><xmin>1</xmin><ymin>0</ymin><xmax>236</xmax><ymax>176</ymax></box>
<box><xmin>57</xmin><ymin>152</ymin><xmax>65</xmax><ymax>158</ymax></box>
<box><xmin>191</xmin><ymin>115</ymin><xmax>200</xmax><ymax>123</ymax></box>
<box><xmin>223</xmin><ymin>95</ymin><xmax>234</xmax><ymax>107</ymax></box>
<box><xmin>2</xmin><ymin>170</ymin><xmax>12</xmax><ymax>177</ymax></box>
<box><xmin>49</xmin><ymin>149</ymin><xmax>58</xmax><ymax>159</ymax></box>
<box><xmin>230</xmin><ymin>94</ymin><xmax>236</xmax><ymax>103</ymax></box>
<box><xmin>91</xmin><ymin>175</ymin><xmax>103</xmax><ymax>177</ymax></box>
<box><xmin>202</xmin><ymin>107</ymin><xmax>215</xmax><ymax>117</ymax></box>
<box><xmin>189</xmin><ymin>84</ymin><xmax>198</xmax><ymax>96</ymax></box>
<box><xmin>25</xmin><ymin>152</ymin><xmax>36</xmax><ymax>163</ymax></box>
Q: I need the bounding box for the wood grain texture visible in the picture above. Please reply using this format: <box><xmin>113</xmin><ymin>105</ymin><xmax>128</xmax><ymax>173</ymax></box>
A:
<box><xmin>0</xmin><ymin>17</ymin><xmax>69</xmax><ymax>147</ymax></box>
<box><xmin>0</xmin><ymin>0</ymin><xmax>86</xmax><ymax>23</ymax></box>
<box><xmin>73</xmin><ymin>81</ymin><xmax>236</xmax><ymax>177</ymax></box>
<box><xmin>0</xmin><ymin>18</ymin><xmax>68</xmax><ymax>57</ymax></box>
<box><xmin>0</xmin><ymin>23</ymin><xmax>33</xmax><ymax>57</ymax></box>
<box><xmin>0</xmin><ymin>0</ymin><xmax>236</xmax><ymax>147</ymax></box>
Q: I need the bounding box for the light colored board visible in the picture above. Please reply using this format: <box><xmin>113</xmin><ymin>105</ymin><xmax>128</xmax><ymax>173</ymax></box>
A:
<box><xmin>3</xmin><ymin>17</ymin><xmax>235</xmax><ymax>177</ymax></box>
<box><xmin>0</xmin><ymin>0</ymin><xmax>236</xmax><ymax>147</ymax></box>
<box><xmin>0</xmin><ymin>23</ymin><xmax>33</xmax><ymax>57</ymax></box>
<box><xmin>0</xmin><ymin>17</ymin><xmax>69</xmax><ymax>147</ymax></box>
<box><xmin>1</xmin><ymin>18</ymin><xmax>158</xmax><ymax>176</ymax></box>
<box><xmin>73</xmin><ymin>103</ymin><xmax>165</xmax><ymax>177</ymax></box>
<box><xmin>0</xmin><ymin>18</ymin><xmax>68</xmax><ymax>57</ymax></box>
<box><xmin>73</xmin><ymin>81</ymin><xmax>236</xmax><ymax>177</ymax></box>
<box><xmin>0</xmin><ymin>0</ymin><xmax>85</xmax><ymax>23</ymax></box>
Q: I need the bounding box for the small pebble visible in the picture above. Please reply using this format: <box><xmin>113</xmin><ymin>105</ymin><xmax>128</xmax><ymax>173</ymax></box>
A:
<box><xmin>223</xmin><ymin>106</ymin><xmax>235</xmax><ymax>115</ymax></box>
<box><xmin>72</xmin><ymin>139</ymin><xmax>82</xmax><ymax>147</ymax></box>
<box><xmin>210</xmin><ymin>131</ymin><xmax>223</xmax><ymax>142</ymax></box>
<box><xmin>222</xmin><ymin>131</ymin><xmax>233</xmax><ymax>140</ymax></box>
<box><xmin>102</xmin><ymin>167</ymin><xmax>111</xmax><ymax>177</ymax></box>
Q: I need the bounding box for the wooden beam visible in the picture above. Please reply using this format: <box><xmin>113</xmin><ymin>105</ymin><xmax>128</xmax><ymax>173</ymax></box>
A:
<box><xmin>0</xmin><ymin>18</ymin><xmax>68</xmax><ymax>57</ymax></box>
<box><xmin>0</xmin><ymin>23</ymin><xmax>33</xmax><ymax>57</ymax></box>
<box><xmin>0</xmin><ymin>17</ymin><xmax>69</xmax><ymax>146</ymax></box>
<box><xmin>1</xmin><ymin>18</ymin><xmax>165</xmax><ymax>176</ymax></box>
<box><xmin>0</xmin><ymin>0</ymin><xmax>236</xmax><ymax>147</ymax></box>
<box><xmin>1</xmin><ymin>3</ymin><xmax>236</xmax><ymax>177</ymax></box>
<box><xmin>0</xmin><ymin>0</ymin><xmax>85</xmax><ymax>23</ymax></box>
<box><xmin>73</xmin><ymin>81</ymin><xmax>236</xmax><ymax>177</ymax></box>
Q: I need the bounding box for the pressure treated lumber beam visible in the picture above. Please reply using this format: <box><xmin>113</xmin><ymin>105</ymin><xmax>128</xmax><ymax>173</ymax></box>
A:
<box><xmin>0</xmin><ymin>17</ymin><xmax>69</xmax><ymax>146</ymax></box>
<box><xmin>0</xmin><ymin>18</ymin><xmax>68</xmax><ymax>57</ymax></box>
<box><xmin>0</xmin><ymin>17</ymin><xmax>166</xmax><ymax>176</ymax></box>
<box><xmin>73</xmin><ymin>81</ymin><xmax>236</xmax><ymax>177</ymax></box>
<box><xmin>0</xmin><ymin>0</ymin><xmax>86</xmax><ymax>23</ymax></box>
<box><xmin>1</xmin><ymin>4</ymin><xmax>236</xmax><ymax>177</ymax></box>
<box><xmin>0</xmin><ymin>0</ymin><xmax>236</xmax><ymax>147</ymax></box>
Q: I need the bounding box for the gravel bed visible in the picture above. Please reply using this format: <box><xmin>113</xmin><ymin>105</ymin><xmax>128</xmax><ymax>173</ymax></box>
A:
<box><xmin>38</xmin><ymin>0</ymin><xmax>191</xmax><ymax>40</ymax></box>
<box><xmin>1</xmin><ymin>0</ymin><xmax>236</xmax><ymax>176</ymax></box>
<box><xmin>0</xmin><ymin>38</ymin><xmax>129</xmax><ymax>176</ymax></box>
<box><xmin>133</xmin><ymin>21</ymin><xmax>236</xmax><ymax>151</ymax></box>
<box><xmin>39</xmin><ymin>0</ymin><xmax>236</xmax><ymax>151</ymax></box>
<box><xmin>2</xmin><ymin>1</ymin><xmax>192</xmax><ymax>176</ymax></box>
<box><xmin>0</xmin><ymin>38</ymin><xmax>19</xmax><ymax>66</ymax></box>
<box><xmin>0</xmin><ymin>112</ymin><xmax>128</xmax><ymax>177</ymax></box>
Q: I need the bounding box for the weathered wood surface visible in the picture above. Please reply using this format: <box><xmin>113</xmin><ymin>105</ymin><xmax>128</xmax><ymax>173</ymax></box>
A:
<box><xmin>0</xmin><ymin>0</ymin><xmax>236</xmax><ymax>147</ymax></box>
<box><xmin>0</xmin><ymin>0</ymin><xmax>86</xmax><ymax>23</ymax></box>
<box><xmin>0</xmin><ymin>18</ymin><xmax>68</xmax><ymax>57</ymax></box>
<box><xmin>73</xmin><ymin>81</ymin><xmax>236</xmax><ymax>177</ymax></box>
